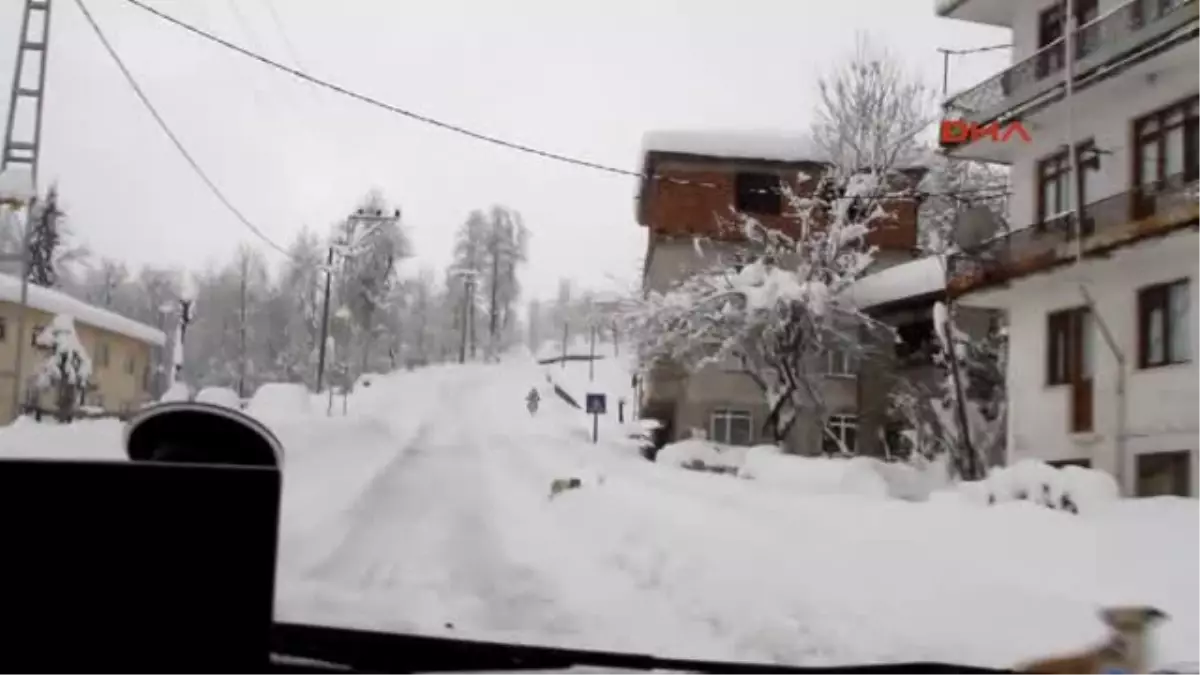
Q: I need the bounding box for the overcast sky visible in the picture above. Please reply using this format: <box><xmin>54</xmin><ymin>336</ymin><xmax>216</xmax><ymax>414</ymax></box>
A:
<box><xmin>0</xmin><ymin>0</ymin><xmax>1009</xmax><ymax>300</ymax></box>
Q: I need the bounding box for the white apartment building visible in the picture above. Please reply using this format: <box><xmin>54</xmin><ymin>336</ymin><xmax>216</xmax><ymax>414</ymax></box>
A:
<box><xmin>938</xmin><ymin>0</ymin><xmax>1198</xmax><ymax>496</ymax></box>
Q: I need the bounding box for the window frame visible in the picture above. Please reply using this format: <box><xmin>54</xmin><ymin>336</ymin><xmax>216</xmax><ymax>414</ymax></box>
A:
<box><xmin>710</xmin><ymin>408</ymin><xmax>754</xmax><ymax>446</ymax></box>
<box><xmin>30</xmin><ymin>324</ymin><xmax>44</xmax><ymax>348</ymax></box>
<box><xmin>1135</xmin><ymin>450</ymin><xmax>1192</xmax><ymax>497</ymax></box>
<box><xmin>734</xmin><ymin>172</ymin><xmax>783</xmax><ymax>216</ymax></box>
<box><xmin>0</xmin><ymin>316</ymin><xmax>7</xmax><ymax>342</ymax></box>
<box><xmin>823</xmin><ymin>413</ymin><xmax>858</xmax><ymax>455</ymax></box>
<box><xmin>1137</xmin><ymin>278</ymin><xmax>1190</xmax><ymax>369</ymax></box>
<box><xmin>1133</xmin><ymin>96</ymin><xmax>1199</xmax><ymax>192</ymax></box>
<box><xmin>825</xmin><ymin>349</ymin><xmax>858</xmax><ymax>378</ymax></box>
<box><xmin>1046</xmin><ymin>306</ymin><xmax>1090</xmax><ymax>386</ymax></box>
<box><xmin>1035</xmin><ymin>139</ymin><xmax>1099</xmax><ymax>225</ymax></box>
<box><xmin>95</xmin><ymin>342</ymin><xmax>110</xmax><ymax>369</ymax></box>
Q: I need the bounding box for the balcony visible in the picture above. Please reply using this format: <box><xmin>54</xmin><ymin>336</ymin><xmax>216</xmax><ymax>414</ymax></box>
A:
<box><xmin>942</xmin><ymin>0</ymin><xmax>1199</xmax><ymax>150</ymax></box>
<box><xmin>947</xmin><ymin>174</ymin><xmax>1199</xmax><ymax>297</ymax></box>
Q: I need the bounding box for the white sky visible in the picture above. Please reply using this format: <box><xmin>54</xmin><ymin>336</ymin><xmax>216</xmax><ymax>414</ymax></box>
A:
<box><xmin>0</xmin><ymin>0</ymin><xmax>1010</xmax><ymax>300</ymax></box>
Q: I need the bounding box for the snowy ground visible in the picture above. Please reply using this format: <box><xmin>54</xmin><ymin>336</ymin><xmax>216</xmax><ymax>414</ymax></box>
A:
<box><xmin>1</xmin><ymin>356</ymin><xmax>1196</xmax><ymax>670</ymax></box>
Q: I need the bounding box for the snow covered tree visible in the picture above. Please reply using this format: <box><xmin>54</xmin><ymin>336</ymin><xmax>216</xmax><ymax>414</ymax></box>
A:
<box><xmin>890</xmin><ymin>302</ymin><xmax>1005</xmax><ymax>480</ymax></box>
<box><xmin>33</xmin><ymin>315</ymin><xmax>92</xmax><ymax>422</ymax></box>
<box><xmin>272</xmin><ymin>227</ymin><xmax>327</xmax><ymax>385</ymax></box>
<box><xmin>25</xmin><ymin>184</ymin><xmax>64</xmax><ymax>287</ymax></box>
<box><xmin>812</xmin><ymin>33</ymin><xmax>933</xmax><ymax>175</ymax></box>
<box><xmin>451</xmin><ymin>210</ymin><xmax>490</xmax><ymax>360</ymax></box>
<box><xmin>481</xmin><ymin>205</ymin><xmax>529</xmax><ymax>361</ymax></box>
<box><xmin>626</xmin><ymin>170</ymin><xmax>903</xmax><ymax>443</ymax></box>
<box><xmin>335</xmin><ymin>191</ymin><xmax>410</xmax><ymax>377</ymax></box>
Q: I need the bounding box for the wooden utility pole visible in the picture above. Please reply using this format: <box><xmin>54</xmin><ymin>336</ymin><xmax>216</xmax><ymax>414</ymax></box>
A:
<box><xmin>315</xmin><ymin>245</ymin><xmax>335</xmax><ymax>392</ymax></box>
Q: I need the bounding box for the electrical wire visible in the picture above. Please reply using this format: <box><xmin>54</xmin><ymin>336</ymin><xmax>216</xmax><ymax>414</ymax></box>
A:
<box><xmin>118</xmin><ymin>0</ymin><xmax>1012</xmax><ymax>201</ymax></box>
<box><xmin>73</xmin><ymin>0</ymin><xmax>296</xmax><ymax>259</ymax></box>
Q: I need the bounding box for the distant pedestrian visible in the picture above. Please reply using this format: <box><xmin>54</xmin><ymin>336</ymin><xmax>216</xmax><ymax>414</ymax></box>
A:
<box><xmin>526</xmin><ymin>387</ymin><xmax>541</xmax><ymax>415</ymax></box>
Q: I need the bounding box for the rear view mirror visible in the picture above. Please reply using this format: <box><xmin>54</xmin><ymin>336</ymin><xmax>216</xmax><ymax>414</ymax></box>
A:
<box><xmin>0</xmin><ymin>401</ymin><xmax>284</xmax><ymax>671</ymax></box>
<box><xmin>125</xmin><ymin>400</ymin><xmax>283</xmax><ymax>468</ymax></box>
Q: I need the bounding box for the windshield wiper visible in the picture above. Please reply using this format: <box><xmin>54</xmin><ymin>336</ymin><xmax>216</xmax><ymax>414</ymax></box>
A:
<box><xmin>272</xmin><ymin>622</ymin><xmax>1015</xmax><ymax>674</ymax></box>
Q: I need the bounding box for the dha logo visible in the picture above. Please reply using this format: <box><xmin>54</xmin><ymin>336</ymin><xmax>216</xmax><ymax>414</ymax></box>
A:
<box><xmin>941</xmin><ymin>119</ymin><xmax>1032</xmax><ymax>145</ymax></box>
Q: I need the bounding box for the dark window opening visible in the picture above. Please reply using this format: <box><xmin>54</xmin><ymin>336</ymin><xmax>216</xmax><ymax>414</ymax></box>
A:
<box><xmin>1046</xmin><ymin>306</ymin><xmax>1091</xmax><ymax>386</ymax></box>
<box><xmin>1138</xmin><ymin>278</ymin><xmax>1190</xmax><ymax>368</ymax></box>
<box><xmin>734</xmin><ymin>172</ymin><xmax>782</xmax><ymax>216</ymax></box>
<box><xmin>1047</xmin><ymin>458</ymin><xmax>1092</xmax><ymax>469</ymax></box>
<box><xmin>1136</xmin><ymin>450</ymin><xmax>1191</xmax><ymax>497</ymax></box>
<box><xmin>895</xmin><ymin>319</ymin><xmax>937</xmax><ymax>364</ymax></box>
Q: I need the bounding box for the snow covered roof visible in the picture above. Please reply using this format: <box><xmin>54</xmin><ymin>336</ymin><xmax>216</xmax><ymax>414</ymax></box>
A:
<box><xmin>641</xmin><ymin>130</ymin><xmax>829</xmax><ymax>165</ymax></box>
<box><xmin>641</xmin><ymin>130</ymin><xmax>938</xmax><ymax>171</ymax></box>
<box><xmin>0</xmin><ymin>273</ymin><xmax>167</xmax><ymax>346</ymax></box>
<box><xmin>845</xmin><ymin>255</ymin><xmax>946</xmax><ymax>310</ymax></box>
<box><xmin>0</xmin><ymin>167</ymin><xmax>35</xmax><ymax>204</ymax></box>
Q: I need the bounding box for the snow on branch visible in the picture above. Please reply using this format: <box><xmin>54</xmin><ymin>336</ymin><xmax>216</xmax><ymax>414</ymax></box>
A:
<box><xmin>625</xmin><ymin>172</ymin><xmax>901</xmax><ymax>443</ymax></box>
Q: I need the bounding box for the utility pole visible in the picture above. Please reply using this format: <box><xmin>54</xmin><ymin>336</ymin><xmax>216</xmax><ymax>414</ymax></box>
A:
<box><xmin>455</xmin><ymin>269</ymin><xmax>476</xmax><ymax>364</ymax></box>
<box><xmin>588</xmin><ymin>324</ymin><xmax>596</xmax><ymax>382</ymax></box>
<box><xmin>315</xmin><ymin>244</ymin><xmax>335</xmax><ymax>392</ymax></box>
<box><xmin>2</xmin><ymin>0</ymin><xmax>53</xmax><ymax>421</ymax></box>
<box><xmin>314</xmin><ymin>207</ymin><xmax>400</xmax><ymax>392</ymax></box>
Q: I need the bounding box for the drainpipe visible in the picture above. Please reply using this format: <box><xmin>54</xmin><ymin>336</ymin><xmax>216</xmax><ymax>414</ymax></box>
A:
<box><xmin>1064</xmin><ymin>0</ymin><xmax>1128</xmax><ymax>493</ymax></box>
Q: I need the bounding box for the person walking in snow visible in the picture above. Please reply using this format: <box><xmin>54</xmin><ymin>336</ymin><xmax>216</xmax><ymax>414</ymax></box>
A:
<box><xmin>526</xmin><ymin>387</ymin><xmax>541</xmax><ymax>415</ymax></box>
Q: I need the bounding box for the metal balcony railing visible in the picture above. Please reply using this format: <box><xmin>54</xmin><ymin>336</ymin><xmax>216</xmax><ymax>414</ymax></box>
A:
<box><xmin>945</xmin><ymin>0</ymin><xmax>1198</xmax><ymax>125</ymax></box>
<box><xmin>947</xmin><ymin>175</ymin><xmax>1199</xmax><ymax>294</ymax></box>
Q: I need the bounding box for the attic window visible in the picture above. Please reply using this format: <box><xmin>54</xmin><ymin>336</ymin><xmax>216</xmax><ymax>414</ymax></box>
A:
<box><xmin>735</xmin><ymin>172</ymin><xmax>782</xmax><ymax>216</ymax></box>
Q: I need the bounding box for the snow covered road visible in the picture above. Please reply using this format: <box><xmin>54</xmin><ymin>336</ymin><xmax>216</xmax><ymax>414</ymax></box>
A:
<box><xmin>273</xmin><ymin>365</ymin><xmax>737</xmax><ymax>659</ymax></box>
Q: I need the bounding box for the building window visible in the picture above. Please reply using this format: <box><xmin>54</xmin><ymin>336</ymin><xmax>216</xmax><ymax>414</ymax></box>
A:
<box><xmin>1036</xmin><ymin>0</ymin><xmax>1099</xmax><ymax>78</ymax></box>
<box><xmin>1138</xmin><ymin>279</ymin><xmax>1190</xmax><ymax>368</ymax></box>
<box><xmin>826</xmin><ymin>349</ymin><xmax>858</xmax><ymax>377</ymax></box>
<box><xmin>0</xmin><ymin>316</ymin><xmax>6</xmax><ymax>342</ymax></box>
<box><xmin>1036</xmin><ymin>140</ymin><xmax>1099</xmax><ymax>224</ymax></box>
<box><xmin>125</xmin><ymin>355</ymin><xmax>136</xmax><ymax>375</ymax></box>
<box><xmin>895</xmin><ymin>319</ymin><xmax>937</xmax><ymax>363</ymax></box>
<box><xmin>1136</xmin><ymin>450</ymin><xmax>1191</xmax><ymax>497</ymax></box>
<box><xmin>96</xmin><ymin>342</ymin><xmax>110</xmax><ymax>369</ymax></box>
<box><xmin>31</xmin><ymin>325</ymin><xmax>44</xmax><ymax>347</ymax></box>
<box><xmin>1134</xmin><ymin>97</ymin><xmax>1199</xmax><ymax>217</ymax></box>
<box><xmin>823</xmin><ymin>414</ymin><xmax>857</xmax><ymax>454</ymax></box>
<box><xmin>142</xmin><ymin>364</ymin><xmax>152</xmax><ymax>392</ymax></box>
<box><xmin>1046</xmin><ymin>307</ymin><xmax>1091</xmax><ymax>385</ymax></box>
<box><xmin>734</xmin><ymin>172</ymin><xmax>782</xmax><ymax>216</ymax></box>
<box><xmin>710</xmin><ymin>409</ymin><xmax>753</xmax><ymax>446</ymax></box>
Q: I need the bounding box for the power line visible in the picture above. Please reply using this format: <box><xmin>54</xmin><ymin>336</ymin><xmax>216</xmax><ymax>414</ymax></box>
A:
<box><xmin>73</xmin><ymin>0</ymin><xmax>295</xmax><ymax>259</ymax></box>
<box><xmin>119</xmin><ymin>0</ymin><xmax>1012</xmax><ymax>202</ymax></box>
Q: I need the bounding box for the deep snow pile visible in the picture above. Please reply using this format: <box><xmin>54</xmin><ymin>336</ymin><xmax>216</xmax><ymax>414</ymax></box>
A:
<box><xmin>195</xmin><ymin>386</ymin><xmax>241</xmax><ymax>408</ymax></box>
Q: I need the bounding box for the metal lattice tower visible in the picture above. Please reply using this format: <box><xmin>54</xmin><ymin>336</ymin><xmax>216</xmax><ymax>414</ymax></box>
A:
<box><xmin>2</xmin><ymin>0</ymin><xmax>53</xmax><ymax>421</ymax></box>
<box><xmin>2</xmin><ymin>0</ymin><xmax>53</xmax><ymax>181</ymax></box>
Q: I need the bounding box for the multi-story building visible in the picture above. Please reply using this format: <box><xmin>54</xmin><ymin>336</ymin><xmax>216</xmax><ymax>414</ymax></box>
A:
<box><xmin>939</xmin><ymin>0</ymin><xmax>1198</xmax><ymax>495</ymax></box>
<box><xmin>0</xmin><ymin>273</ymin><xmax>165</xmax><ymax>423</ymax></box>
<box><xmin>635</xmin><ymin>131</ymin><xmax>931</xmax><ymax>456</ymax></box>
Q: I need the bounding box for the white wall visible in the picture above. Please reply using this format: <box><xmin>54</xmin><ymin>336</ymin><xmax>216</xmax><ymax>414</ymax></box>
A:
<box><xmin>1000</xmin><ymin>229</ymin><xmax>1198</xmax><ymax>494</ymax></box>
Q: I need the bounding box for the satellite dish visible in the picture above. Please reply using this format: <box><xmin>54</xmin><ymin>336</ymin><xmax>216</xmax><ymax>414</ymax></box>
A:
<box><xmin>953</xmin><ymin>205</ymin><xmax>1002</xmax><ymax>251</ymax></box>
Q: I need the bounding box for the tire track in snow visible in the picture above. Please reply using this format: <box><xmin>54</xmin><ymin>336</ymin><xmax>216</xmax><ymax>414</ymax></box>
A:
<box><xmin>278</xmin><ymin>367</ymin><xmax>584</xmax><ymax>642</ymax></box>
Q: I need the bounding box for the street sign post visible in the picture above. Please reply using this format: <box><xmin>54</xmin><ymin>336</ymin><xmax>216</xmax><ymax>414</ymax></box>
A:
<box><xmin>585</xmin><ymin>393</ymin><xmax>606</xmax><ymax>444</ymax></box>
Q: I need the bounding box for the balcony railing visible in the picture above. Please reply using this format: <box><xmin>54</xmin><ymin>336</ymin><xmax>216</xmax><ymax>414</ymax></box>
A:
<box><xmin>945</xmin><ymin>0</ymin><xmax>1198</xmax><ymax>126</ymax></box>
<box><xmin>947</xmin><ymin>175</ymin><xmax>1199</xmax><ymax>295</ymax></box>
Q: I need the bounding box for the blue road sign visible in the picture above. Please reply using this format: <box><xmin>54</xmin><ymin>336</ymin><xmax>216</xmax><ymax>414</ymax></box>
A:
<box><xmin>586</xmin><ymin>393</ymin><xmax>607</xmax><ymax>415</ymax></box>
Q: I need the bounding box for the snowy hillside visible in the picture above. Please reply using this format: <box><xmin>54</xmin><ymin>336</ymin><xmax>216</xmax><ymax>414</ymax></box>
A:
<box><xmin>1</xmin><ymin>360</ymin><xmax>1196</xmax><ymax>670</ymax></box>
